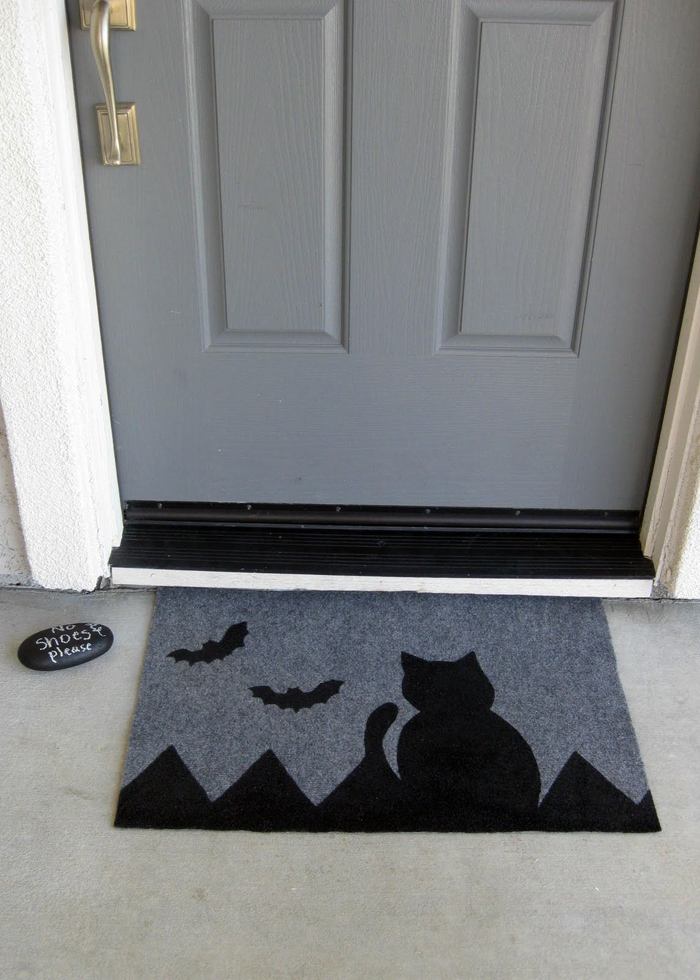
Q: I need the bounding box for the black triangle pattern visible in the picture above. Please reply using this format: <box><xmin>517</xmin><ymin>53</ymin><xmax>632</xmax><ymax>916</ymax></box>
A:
<box><xmin>115</xmin><ymin>745</ymin><xmax>211</xmax><ymax>829</ymax></box>
<box><xmin>538</xmin><ymin>751</ymin><xmax>661</xmax><ymax>832</ymax></box>
<box><xmin>115</xmin><ymin>744</ymin><xmax>660</xmax><ymax>833</ymax></box>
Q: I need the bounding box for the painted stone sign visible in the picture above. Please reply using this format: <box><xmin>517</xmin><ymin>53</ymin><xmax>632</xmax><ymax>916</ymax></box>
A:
<box><xmin>18</xmin><ymin>623</ymin><xmax>114</xmax><ymax>671</ymax></box>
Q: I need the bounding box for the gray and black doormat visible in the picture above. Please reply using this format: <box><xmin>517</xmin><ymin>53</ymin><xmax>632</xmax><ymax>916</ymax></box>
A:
<box><xmin>116</xmin><ymin>590</ymin><xmax>660</xmax><ymax>833</ymax></box>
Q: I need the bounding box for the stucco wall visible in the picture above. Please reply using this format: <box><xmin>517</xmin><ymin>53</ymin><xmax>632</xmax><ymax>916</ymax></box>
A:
<box><xmin>0</xmin><ymin>402</ymin><xmax>30</xmax><ymax>585</ymax></box>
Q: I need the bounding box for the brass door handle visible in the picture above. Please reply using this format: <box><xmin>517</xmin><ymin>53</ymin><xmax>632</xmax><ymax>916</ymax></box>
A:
<box><xmin>90</xmin><ymin>0</ymin><xmax>121</xmax><ymax>164</ymax></box>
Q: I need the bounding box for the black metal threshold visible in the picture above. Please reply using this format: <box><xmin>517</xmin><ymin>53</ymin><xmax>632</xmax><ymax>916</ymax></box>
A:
<box><xmin>110</xmin><ymin>503</ymin><xmax>655</xmax><ymax>580</ymax></box>
<box><xmin>123</xmin><ymin>501</ymin><xmax>640</xmax><ymax>531</ymax></box>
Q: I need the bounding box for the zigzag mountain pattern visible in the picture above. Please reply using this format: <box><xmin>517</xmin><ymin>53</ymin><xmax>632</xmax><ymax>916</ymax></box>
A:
<box><xmin>538</xmin><ymin>751</ymin><xmax>661</xmax><ymax>832</ymax></box>
<box><xmin>115</xmin><ymin>744</ymin><xmax>660</xmax><ymax>833</ymax></box>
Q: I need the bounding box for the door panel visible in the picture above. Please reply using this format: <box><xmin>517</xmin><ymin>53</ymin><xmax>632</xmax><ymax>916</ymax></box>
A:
<box><xmin>67</xmin><ymin>0</ymin><xmax>700</xmax><ymax>508</ymax></box>
<box><xmin>441</xmin><ymin>3</ymin><xmax>614</xmax><ymax>353</ymax></box>
<box><xmin>194</xmin><ymin>0</ymin><xmax>346</xmax><ymax>349</ymax></box>
<box><xmin>214</xmin><ymin>16</ymin><xmax>336</xmax><ymax>344</ymax></box>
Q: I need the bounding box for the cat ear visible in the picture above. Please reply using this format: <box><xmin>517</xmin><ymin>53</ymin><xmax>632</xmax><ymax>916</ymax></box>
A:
<box><xmin>459</xmin><ymin>651</ymin><xmax>479</xmax><ymax>666</ymax></box>
<box><xmin>458</xmin><ymin>651</ymin><xmax>495</xmax><ymax>706</ymax></box>
<box><xmin>401</xmin><ymin>651</ymin><xmax>423</xmax><ymax>668</ymax></box>
<box><xmin>458</xmin><ymin>651</ymin><xmax>491</xmax><ymax>680</ymax></box>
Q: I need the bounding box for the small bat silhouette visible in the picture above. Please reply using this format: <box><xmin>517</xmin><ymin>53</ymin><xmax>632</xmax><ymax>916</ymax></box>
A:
<box><xmin>167</xmin><ymin>621</ymin><xmax>249</xmax><ymax>665</ymax></box>
<box><xmin>249</xmin><ymin>679</ymin><xmax>343</xmax><ymax>712</ymax></box>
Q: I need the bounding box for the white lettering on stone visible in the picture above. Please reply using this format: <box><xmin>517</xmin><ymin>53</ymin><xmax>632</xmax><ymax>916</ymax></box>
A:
<box><xmin>36</xmin><ymin>636</ymin><xmax>61</xmax><ymax>652</ymax></box>
<box><xmin>35</xmin><ymin>630</ymin><xmax>99</xmax><ymax>664</ymax></box>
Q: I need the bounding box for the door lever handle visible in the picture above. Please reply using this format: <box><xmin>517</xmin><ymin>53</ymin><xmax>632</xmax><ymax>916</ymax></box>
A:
<box><xmin>90</xmin><ymin>0</ymin><xmax>121</xmax><ymax>164</ymax></box>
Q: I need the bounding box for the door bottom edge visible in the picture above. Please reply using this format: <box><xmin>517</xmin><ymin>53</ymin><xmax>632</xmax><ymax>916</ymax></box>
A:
<box><xmin>110</xmin><ymin>567</ymin><xmax>653</xmax><ymax>598</ymax></box>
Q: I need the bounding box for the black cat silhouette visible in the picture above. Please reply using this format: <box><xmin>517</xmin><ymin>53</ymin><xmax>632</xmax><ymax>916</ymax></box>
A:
<box><xmin>315</xmin><ymin>651</ymin><xmax>542</xmax><ymax>831</ymax></box>
<box><xmin>395</xmin><ymin>651</ymin><xmax>541</xmax><ymax>829</ymax></box>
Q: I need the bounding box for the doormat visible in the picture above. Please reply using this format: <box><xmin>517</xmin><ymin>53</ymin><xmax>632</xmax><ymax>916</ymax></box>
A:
<box><xmin>116</xmin><ymin>590</ymin><xmax>660</xmax><ymax>833</ymax></box>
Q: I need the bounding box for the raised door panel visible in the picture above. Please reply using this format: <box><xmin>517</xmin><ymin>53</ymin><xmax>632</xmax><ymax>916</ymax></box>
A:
<box><xmin>185</xmin><ymin>0</ymin><xmax>346</xmax><ymax>351</ymax></box>
<box><xmin>437</xmin><ymin>0</ymin><xmax>618</xmax><ymax>354</ymax></box>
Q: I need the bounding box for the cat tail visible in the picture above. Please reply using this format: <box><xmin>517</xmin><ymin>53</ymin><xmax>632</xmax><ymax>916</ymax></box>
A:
<box><xmin>364</xmin><ymin>702</ymin><xmax>399</xmax><ymax>760</ymax></box>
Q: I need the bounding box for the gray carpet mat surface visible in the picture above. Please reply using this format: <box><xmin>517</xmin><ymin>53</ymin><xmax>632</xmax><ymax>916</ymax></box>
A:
<box><xmin>116</xmin><ymin>590</ymin><xmax>659</xmax><ymax>832</ymax></box>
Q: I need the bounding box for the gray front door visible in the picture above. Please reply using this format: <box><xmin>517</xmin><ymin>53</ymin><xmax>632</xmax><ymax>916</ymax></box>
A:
<box><xmin>68</xmin><ymin>0</ymin><xmax>700</xmax><ymax>509</ymax></box>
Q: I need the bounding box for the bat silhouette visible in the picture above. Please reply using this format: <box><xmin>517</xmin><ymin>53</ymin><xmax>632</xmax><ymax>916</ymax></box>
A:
<box><xmin>167</xmin><ymin>621</ymin><xmax>249</xmax><ymax>665</ymax></box>
<box><xmin>250</xmin><ymin>679</ymin><xmax>343</xmax><ymax>712</ymax></box>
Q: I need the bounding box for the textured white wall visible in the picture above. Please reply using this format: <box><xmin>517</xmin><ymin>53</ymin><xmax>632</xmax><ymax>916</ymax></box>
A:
<box><xmin>0</xmin><ymin>0</ymin><xmax>121</xmax><ymax>591</ymax></box>
<box><xmin>0</xmin><ymin>402</ymin><xmax>30</xmax><ymax>585</ymax></box>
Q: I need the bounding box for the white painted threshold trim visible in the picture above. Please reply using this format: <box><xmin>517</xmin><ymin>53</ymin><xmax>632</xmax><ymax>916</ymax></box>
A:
<box><xmin>111</xmin><ymin>567</ymin><xmax>653</xmax><ymax>598</ymax></box>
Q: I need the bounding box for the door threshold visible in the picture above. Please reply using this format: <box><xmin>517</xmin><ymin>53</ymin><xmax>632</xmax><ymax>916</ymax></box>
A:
<box><xmin>110</xmin><ymin>566</ymin><xmax>651</xmax><ymax>598</ymax></box>
<box><xmin>109</xmin><ymin>510</ymin><xmax>655</xmax><ymax>598</ymax></box>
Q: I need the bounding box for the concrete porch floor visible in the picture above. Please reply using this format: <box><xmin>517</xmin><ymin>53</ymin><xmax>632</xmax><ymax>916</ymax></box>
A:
<box><xmin>0</xmin><ymin>588</ymin><xmax>698</xmax><ymax>980</ymax></box>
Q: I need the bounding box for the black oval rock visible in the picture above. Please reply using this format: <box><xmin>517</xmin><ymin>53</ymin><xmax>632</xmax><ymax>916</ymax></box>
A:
<box><xmin>18</xmin><ymin>623</ymin><xmax>114</xmax><ymax>671</ymax></box>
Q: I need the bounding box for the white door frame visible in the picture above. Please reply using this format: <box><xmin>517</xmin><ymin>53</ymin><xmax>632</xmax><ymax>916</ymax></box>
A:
<box><xmin>0</xmin><ymin>0</ymin><xmax>121</xmax><ymax>592</ymax></box>
<box><xmin>641</xmin><ymin>234</ymin><xmax>700</xmax><ymax>595</ymax></box>
<box><xmin>0</xmin><ymin>0</ymin><xmax>696</xmax><ymax>593</ymax></box>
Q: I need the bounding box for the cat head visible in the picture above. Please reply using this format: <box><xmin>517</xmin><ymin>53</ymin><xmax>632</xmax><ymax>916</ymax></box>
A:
<box><xmin>400</xmin><ymin>650</ymin><xmax>495</xmax><ymax>712</ymax></box>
